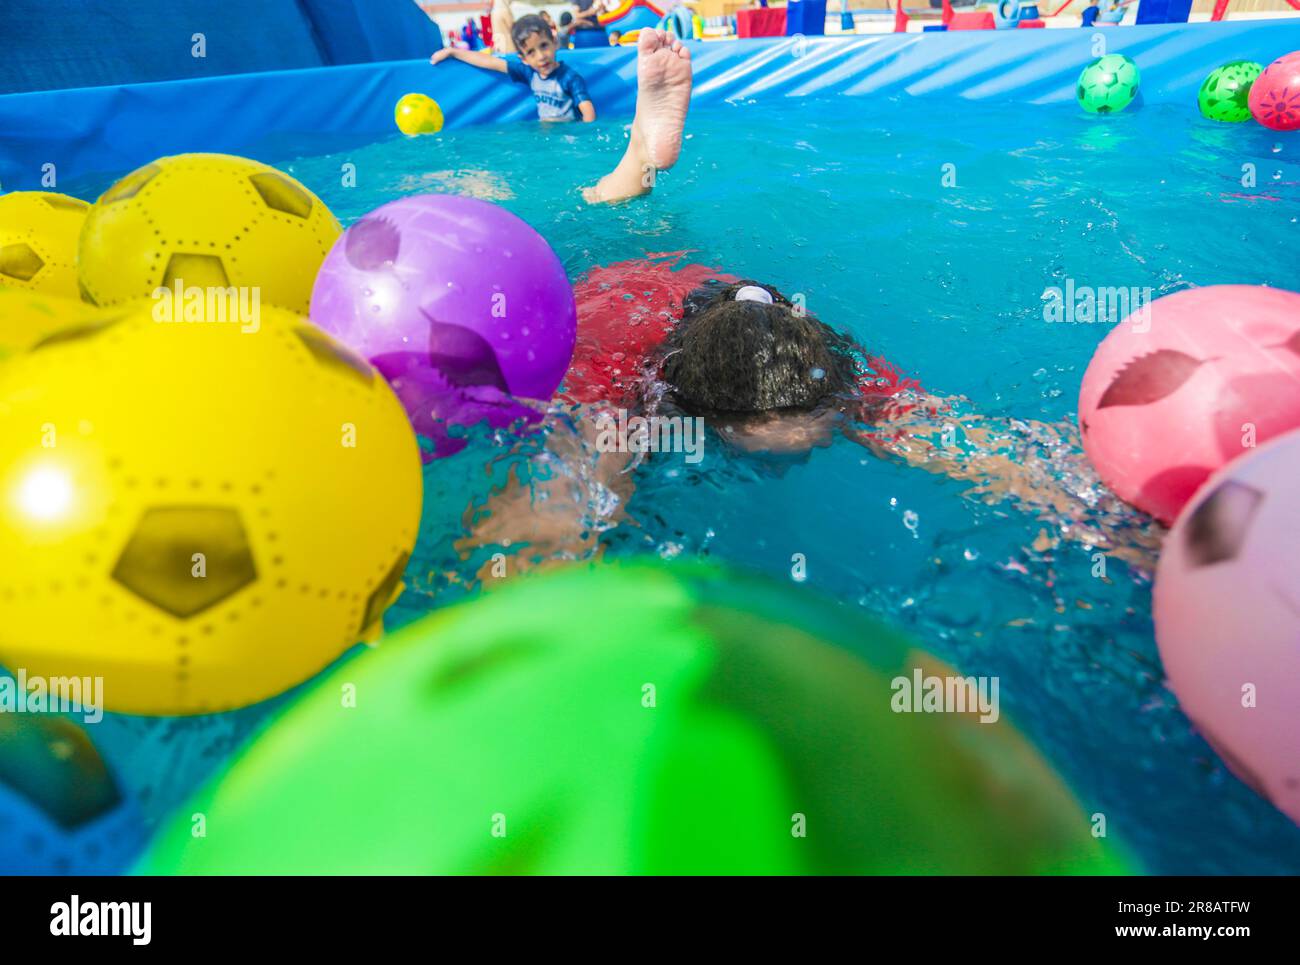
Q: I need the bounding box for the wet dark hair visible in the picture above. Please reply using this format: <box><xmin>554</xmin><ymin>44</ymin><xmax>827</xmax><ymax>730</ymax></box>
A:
<box><xmin>559</xmin><ymin>11</ymin><xmax>573</xmax><ymax>25</ymax></box>
<box><xmin>512</xmin><ymin>14</ymin><xmax>554</xmax><ymax>50</ymax></box>
<box><xmin>660</xmin><ymin>281</ymin><xmax>860</xmax><ymax>414</ymax></box>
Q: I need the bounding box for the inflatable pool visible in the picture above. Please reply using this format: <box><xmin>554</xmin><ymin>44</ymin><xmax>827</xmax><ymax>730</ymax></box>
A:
<box><xmin>3</xmin><ymin>23</ymin><xmax>1299</xmax><ymax>190</ymax></box>
<box><xmin>2</xmin><ymin>21</ymin><xmax>1300</xmax><ymax>877</ymax></box>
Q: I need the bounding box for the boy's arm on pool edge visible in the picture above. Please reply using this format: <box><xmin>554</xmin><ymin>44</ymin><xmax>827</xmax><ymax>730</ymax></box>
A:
<box><xmin>430</xmin><ymin>48</ymin><xmax>510</xmax><ymax>73</ymax></box>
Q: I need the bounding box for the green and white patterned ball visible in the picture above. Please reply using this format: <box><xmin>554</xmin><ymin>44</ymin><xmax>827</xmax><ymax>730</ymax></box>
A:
<box><xmin>1197</xmin><ymin>60</ymin><xmax>1263</xmax><ymax>123</ymax></box>
<box><xmin>1077</xmin><ymin>54</ymin><xmax>1141</xmax><ymax>115</ymax></box>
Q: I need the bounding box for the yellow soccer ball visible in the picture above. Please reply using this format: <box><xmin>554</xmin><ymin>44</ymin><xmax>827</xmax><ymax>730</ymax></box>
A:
<box><xmin>0</xmin><ymin>302</ymin><xmax>423</xmax><ymax>715</ymax></box>
<box><xmin>394</xmin><ymin>93</ymin><xmax>445</xmax><ymax>135</ymax></box>
<box><xmin>0</xmin><ymin>287</ymin><xmax>97</xmax><ymax>362</ymax></box>
<box><xmin>0</xmin><ymin>192</ymin><xmax>90</xmax><ymax>299</ymax></box>
<box><xmin>78</xmin><ymin>154</ymin><xmax>341</xmax><ymax>314</ymax></box>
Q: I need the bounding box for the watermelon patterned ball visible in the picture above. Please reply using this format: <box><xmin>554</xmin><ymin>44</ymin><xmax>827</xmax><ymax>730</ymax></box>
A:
<box><xmin>1249</xmin><ymin>50</ymin><xmax>1300</xmax><ymax>132</ymax></box>
<box><xmin>1154</xmin><ymin>430</ymin><xmax>1300</xmax><ymax>826</ymax></box>
<box><xmin>1078</xmin><ymin>286</ymin><xmax>1300</xmax><ymax>524</ymax></box>
<box><xmin>1198</xmin><ymin>61</ymin><xmax>1264</xmax><ymax>123</ymax></box>
<box><xmin>137</xmin><ymin>561</ymin><xmax>1134</xmax><ymax>875</ymax></box>
<box><xmin>1077</xmin><ymin>54</ymin><xmax>1141</xmax><ymax>115</ymax></box>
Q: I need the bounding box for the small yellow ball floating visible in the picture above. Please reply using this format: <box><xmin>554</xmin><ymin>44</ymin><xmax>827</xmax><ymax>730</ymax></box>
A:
<box><xmin>395</xmin><ymin>93</ymin><xmax>445</xmax><ymax>136</ymax></box>
<box><xmin>78</xmin><ymin>153</ymin><xmax>341</xmax><ymax>314</ymax></box>
<box><xmin>0</xmin><ymin>287</ymin><xmax>96</xmax><ymax>363</ymax></box>
<box><xmin>0</xmin><ymin>191</ymin><xmax>91</xmax><ymax>300</ymax></box>
<box><xmin>0</xmin><ymin>301</ymin><xmax>423</xmax><ymax>715</ymax></box>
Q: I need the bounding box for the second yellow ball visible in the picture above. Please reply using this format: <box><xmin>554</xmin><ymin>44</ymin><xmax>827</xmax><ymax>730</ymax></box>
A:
<box><xmin>395</xmin><ymin>93</ymin><xmax>445</xmax><ymax>136</ymax></box>
<box><xmin>77</xmin><ymin>153</ymin><xmax>341</xmax><ymax>314</ymax></box>
<box><xmin>0</xmin><ymin>191</ymin><xmax>90</xmax><ymax>299</ymax></box>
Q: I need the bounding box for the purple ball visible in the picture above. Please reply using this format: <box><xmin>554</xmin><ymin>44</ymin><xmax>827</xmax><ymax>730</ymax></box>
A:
<box><xmin>309</xmin><ymin>194</ymin><xmax>576</xmax><ymax>458</ymax></box>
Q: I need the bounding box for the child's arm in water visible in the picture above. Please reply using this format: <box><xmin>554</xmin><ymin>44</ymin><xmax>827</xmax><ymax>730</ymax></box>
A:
<box><xmin>458</xmin><ymin>394</ymin><xmax>1161</xmax><ymax>582</ymax></box>
<box><xmin>430</xmin><ymin>47</ymin><xmax>510</xmax><ymax>73</ymax></box>
<box><xmin>846</xmin><ymin>393</ymin><xmax>1163</xmax><ymax>569</ymax></box>
<box><xmin>455</xmin><ymin>405</ymin><xmax>637</xmax><ymax>584</ymax></box>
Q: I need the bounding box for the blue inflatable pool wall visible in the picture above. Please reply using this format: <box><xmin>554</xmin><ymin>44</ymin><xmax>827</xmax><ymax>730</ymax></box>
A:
<box><xmin>2</xmin><ymin>22</ymin><xmax>1299</xmax><ymax>193</ymax></box>
<box><xmin>0</xmin><ymin>0</ymin><xmax>445</xmax><ymax>94</ymax></box>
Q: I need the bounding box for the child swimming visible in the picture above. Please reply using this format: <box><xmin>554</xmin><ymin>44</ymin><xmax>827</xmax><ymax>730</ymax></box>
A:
<box><xmin>431</xmin><ymin>14</ymin><xmax>596</xmax><ymax>123</ymax></box>
<box><xmin>455</xmin><ymin>31</ymin><xmax>1160</xmax><ymax>577</ymax></box>
<box><xmin>461</xmin><ymin>265</ymin><xmax>1160</xmax><ymax>579</ymax></box>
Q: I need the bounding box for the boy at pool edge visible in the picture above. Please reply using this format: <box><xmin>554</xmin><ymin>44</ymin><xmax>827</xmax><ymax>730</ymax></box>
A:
<box><xmin>455</xmin><ymin>31</ymin><xmax>1159</xmax><ymax>578</ymax></box>
<box><xmin>431</xmin><ymin>15</ymin><xmax>596</xmax><ymax>123</ymax></box>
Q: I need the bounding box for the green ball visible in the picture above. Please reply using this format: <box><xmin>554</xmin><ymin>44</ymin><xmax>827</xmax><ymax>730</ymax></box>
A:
<box><xmin>136</xmin><ymin>561</ymin><xmax>1135</xmax><ymax>875</ymax></box>
<box><xmin>1197</xmin><ymin>60</ymin><xmax>1263</xmax><ymax>123</ymax></box>
<box><xmin>1077</xmin><ymin>54</ymin><xmax>1141</xmax><ymax>115</ymax></box>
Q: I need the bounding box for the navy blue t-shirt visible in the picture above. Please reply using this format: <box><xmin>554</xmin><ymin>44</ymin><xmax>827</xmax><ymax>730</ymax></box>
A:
<box><xmin>506</xmin><ymin>59</ymin><xmax>590</xmax><ymax>121</ymax></box>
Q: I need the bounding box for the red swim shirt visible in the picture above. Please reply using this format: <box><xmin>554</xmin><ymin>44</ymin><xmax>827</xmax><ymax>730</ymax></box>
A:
<box><xmin>559</xmin><ymin>252</ymin><xmax>921</xmax><ymax>409</ymax></box>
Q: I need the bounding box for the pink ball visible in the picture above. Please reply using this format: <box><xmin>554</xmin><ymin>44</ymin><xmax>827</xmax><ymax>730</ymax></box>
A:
<box><xmin>1078</xmin><ymin>286</ymin><xmax>1300</xmax><ymax>524</ymax></box>
<box><xmin>1153</xmin><ymin>429</ymin><xmax>1300</xmax><ymax>825</ymax></box>
<box><xmin>1249</xmin><ymin>50</ymin><xmax>1300</xmax><ymax>131</ymax></box>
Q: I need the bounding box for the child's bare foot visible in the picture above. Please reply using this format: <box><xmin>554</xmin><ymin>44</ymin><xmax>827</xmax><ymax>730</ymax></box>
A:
<box><xmin>632</xmin><ymin>28</ymin><xmax>692</xmax><ymax>171</ymax></box>
<box><xmin>583</xmin><ymin>28</ymin><xmax>692</xmax><ymax>204</ymax></box>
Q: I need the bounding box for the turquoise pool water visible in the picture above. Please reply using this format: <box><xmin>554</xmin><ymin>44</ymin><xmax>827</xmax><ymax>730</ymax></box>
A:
<box><xmin>76</xmin><ymin>94</ymin><xmax>1300</xmax><ymax>874</ymax></box>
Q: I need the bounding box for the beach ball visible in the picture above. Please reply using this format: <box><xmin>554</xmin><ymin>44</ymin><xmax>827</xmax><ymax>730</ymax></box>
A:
<box><xmin>0</xmin><ymin>302</ymin><xmax>422</xmax><ymax>715</ymax></box>
<box><xmin>0</xmin><ymin>287</ymin><xmax>96</xmax><ymax>363</ymax></box>
<box><xmin>310</xmin><ymin>194</ymin><xmax>576</xmax><ymax>459</ymax></box>
<box><xmin>1078</xmin><ymin>286</ymin><xmax>1300</xmax><ymax>524</ymax></box>
<box><xmin>394</xmin><ymin>93</ymin><xmax>445</xmax><ymax>135</ymax></box>
<box><xmin>1249</xmin><ymin>50</ymin><xmax>1300</xmax><ymax>132</ymax></box>
<box><xmin>79</xmin><ymin>154</ymin><xmax>341</xmax><ymax>313</ymax></box>
<box><xmin>1198</xmin><ymin>61</ymin><xmax>1263</xmax><ymax>123</ymax></box>
<box><xmin>1077</xmin><ymin>54</ymin><xmax>1140</xmax><ymax>115</ymax></box>
<box><xmin>137</xmin><ymin>561</ymin><xmax>1131</xmax><ymax>874</ymax></box>
<box><xmin>1154</xmin><ymin>430</ymin><xmax>1300</xmax><ymax>825</ymax></box>
<box><xmin>0</xmin><ymin>192</ymin><xmax>90</xmax><ymax>299</ymax></box>
<box><xmin>0</xmin><ymin>714</ymin><xmax>146</xmax><ymax>874</ymax></box>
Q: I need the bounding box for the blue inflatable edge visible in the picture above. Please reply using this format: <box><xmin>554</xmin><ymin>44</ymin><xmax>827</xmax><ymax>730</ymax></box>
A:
<box><xmin>2</xmin><ymin>21</ymin><xmax>1297</xmax><ymax>193</ymax></box>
